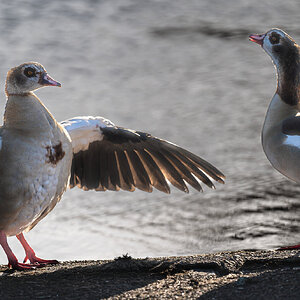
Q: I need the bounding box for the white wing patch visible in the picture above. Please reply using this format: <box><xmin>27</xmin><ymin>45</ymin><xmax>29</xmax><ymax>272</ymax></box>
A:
<box><xmin>283</xmin><ymin>135</ymin><xmax>300</xmax><ymax>148</ymax></box>
<box><xmin>283</xmin><ymin>112</ymin><xmax>300</xmax><ymax>148</ymax></box>
<box><xmin>60</xmin><ymin>116</ymin><xmax>115</xmax><ymax>153</ymax></box>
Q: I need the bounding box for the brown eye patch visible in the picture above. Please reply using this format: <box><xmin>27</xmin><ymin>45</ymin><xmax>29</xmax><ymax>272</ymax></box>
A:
<box><xmin>24</xmin><ymin>67</ymin><xmax>36</xmax><ymax>78</ymax></box>
<box><xmin>269</xmin><ymin>32</ymin><xmax>280</xmax><ymax>45</ymax></box>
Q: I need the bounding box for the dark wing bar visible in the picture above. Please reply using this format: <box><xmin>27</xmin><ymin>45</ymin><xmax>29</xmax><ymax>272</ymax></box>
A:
<box><xmin>282</xmin><ymin>116</ymin><xmax>300</xmax><ymax>135</ymax></box>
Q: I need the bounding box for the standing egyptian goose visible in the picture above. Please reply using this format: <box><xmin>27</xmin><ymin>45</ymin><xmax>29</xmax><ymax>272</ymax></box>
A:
<box><xmin>0</xmin><ymin>62</ymin><xmax>225</xmax><ymax>270</ymax></box>
<box><xmin>250</xmin><ymin>29</ymin><xmax>300</xmax><ymax>249</ymax></box>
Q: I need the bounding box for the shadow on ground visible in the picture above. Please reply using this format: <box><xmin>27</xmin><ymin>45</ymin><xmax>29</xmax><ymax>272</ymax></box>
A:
<box><xmin>1</xmin><ymin>250</ymin><xmax>300</xmax><ymax>299</ymax></box>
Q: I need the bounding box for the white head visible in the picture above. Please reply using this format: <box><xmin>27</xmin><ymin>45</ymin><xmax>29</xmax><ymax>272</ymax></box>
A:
<box><xmin>5</xmin><ymin>62</ymin><xmax>61</xmax><ymax>95</ymax></box>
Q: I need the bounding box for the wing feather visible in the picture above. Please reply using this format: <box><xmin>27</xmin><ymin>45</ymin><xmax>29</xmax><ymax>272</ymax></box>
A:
<box><xmin>144</xmin><ymin>148</ymin><xmax>188</xmax><ymax>193</ymax></box>
<box><xmin>159</xmin><ymin>148</ymin><xmax>203</xmax><ymax>192</ymax></box>
<box><xmin>115</xmin><ymin>149</ymin><xmax>135</xmax><ymax>191</ymax></box>
<box><xmin>135</xmin><ymin>149</ymin><xmax>170</xmax><ymax>193</ymax></box>
<box><xmin>125</xmin><ymin>149</ymin><xmax>152</xmax><ymax>192</ymax></box>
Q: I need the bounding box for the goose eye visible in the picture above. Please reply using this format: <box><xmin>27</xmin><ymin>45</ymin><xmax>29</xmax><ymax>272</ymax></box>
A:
<box><xmin>269</xmin><ymin>33</ymin><xmax>280</xmax><ymax>44</ymax></box>
<box><xmin>24</xmin><ymin>67</ymin><xmax>36</xmax><ymax>78</ymax></box>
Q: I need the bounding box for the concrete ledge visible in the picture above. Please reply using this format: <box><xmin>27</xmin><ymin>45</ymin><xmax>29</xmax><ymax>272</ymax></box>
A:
<box><xmin>1</xmin><ymin>250</ymin><xmax>300</xmax><ymax>299</ymax></box>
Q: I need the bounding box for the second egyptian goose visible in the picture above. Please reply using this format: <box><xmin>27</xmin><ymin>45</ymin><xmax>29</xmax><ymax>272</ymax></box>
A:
<box><xmin>250</xmin><ymin>28</ymin><xmax>300</xmax><ymax>249</ymax></box>
<box><xmin>0</xmin><ymin>62</ymin><xmax>225</xmax><ymax>270</ymax></box>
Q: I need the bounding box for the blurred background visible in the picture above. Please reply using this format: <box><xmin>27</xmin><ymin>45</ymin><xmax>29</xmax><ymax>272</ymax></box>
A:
<box><xmin>1</xmin><ymin>0</ymin><xmax>300</xmax><ymax>264</ymax></box>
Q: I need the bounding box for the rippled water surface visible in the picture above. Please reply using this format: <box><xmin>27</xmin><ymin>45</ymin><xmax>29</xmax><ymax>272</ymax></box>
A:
<box><xmin>2</xmin><ymin>0</ymin><xmax>300</xmax><ymax>264</ymax></box>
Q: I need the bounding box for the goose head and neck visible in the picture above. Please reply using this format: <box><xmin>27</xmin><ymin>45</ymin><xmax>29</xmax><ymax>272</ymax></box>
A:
<box><xmin>3</xmin><ymin>62</ymin><xmax>61</xmax><ymax>131</ymax></box>
<box><xmin>250</xmin><ymin>29</ymin><xmax>300</xmax><ymax>182</ymax></box>
<box><xmin>250</xmin><ymin>28</ymin><xmax>300</xmax><ymax>108</ymax></box>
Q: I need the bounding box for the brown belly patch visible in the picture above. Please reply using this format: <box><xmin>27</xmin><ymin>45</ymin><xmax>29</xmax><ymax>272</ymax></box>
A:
<box><xmin>46</xmin><ymin>142</ymin><xmax>65</xmax><ymax>165</ymax></box>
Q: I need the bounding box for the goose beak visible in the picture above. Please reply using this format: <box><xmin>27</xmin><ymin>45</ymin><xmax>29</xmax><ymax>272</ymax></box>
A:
<box><xmin>249</xmin><ymin>34</ymin><xmax>265</xmax><ymax>46</ymax></box>
<box><xmin>40</xmin><ymin>73</ymin><xmax>61</xmax><ymax>87</ymax></box>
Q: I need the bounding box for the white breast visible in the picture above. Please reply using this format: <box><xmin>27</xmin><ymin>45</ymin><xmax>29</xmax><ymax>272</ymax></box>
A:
<box><xmin>4</xmin><ymin>140</ymin><xmax>66</xmax><ymax>236</ymax></box>
<box><xmin>262</xmin><ymin>94</ymin><xmax>300</xmax><ymax>184</ymax></box>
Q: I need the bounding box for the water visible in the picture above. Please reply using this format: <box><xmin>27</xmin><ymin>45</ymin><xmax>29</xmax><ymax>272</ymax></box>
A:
<box><xmin>1</xmin><ymin>0</ymin><xmax>300</xmax><ymax>264</ymax></box>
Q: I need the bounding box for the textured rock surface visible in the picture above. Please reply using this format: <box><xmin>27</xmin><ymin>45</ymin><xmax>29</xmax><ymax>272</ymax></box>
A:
<box><xmin>1</xmin><ymin>250</ymin><xmax>300</xmax><ymax>299</ymax></box>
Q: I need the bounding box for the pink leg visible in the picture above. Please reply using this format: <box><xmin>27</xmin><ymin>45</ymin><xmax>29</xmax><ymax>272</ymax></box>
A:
<box><xmin>278</xmin><ymin>243</ymin><xmax>300</xmax><ymax>250</ymax></box>
<box><xmin>16</xmin><ymin>233</ymin><xmax>58</xmax><ymax>265</ymax></box>
<box><xmin>0</xmin><ymin>231</ymin><xmax>39</xmax><ymax>270</ymax></box>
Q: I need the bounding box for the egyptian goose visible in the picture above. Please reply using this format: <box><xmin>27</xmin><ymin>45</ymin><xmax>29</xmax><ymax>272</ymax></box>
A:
<box><xmin>0</xmin><ymin>62</ymin><xmax>225</xmax><ymax>270</ymax></box>
<box><xmin>250</xmin><ymin>28</ymin><xmax>300</xmax><ymax>249</ymax></box>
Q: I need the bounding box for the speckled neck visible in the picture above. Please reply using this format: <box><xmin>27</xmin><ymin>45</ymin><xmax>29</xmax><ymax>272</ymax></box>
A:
<box><xmin>274</xmin><ymin>43</ymin><xmax>300</xmax><ymax>107</ymax></box>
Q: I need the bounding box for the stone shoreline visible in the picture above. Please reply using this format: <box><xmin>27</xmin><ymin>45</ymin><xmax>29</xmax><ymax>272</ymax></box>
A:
<box><xmin>1</xmin><ymin>250</ymin><xmax>300</xmax><ymax>299</ymax></box>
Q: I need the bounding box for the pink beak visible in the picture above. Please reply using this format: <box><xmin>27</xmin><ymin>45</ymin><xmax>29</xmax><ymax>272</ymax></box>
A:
<box><xmin>40</xmin><ymin>73</ymin><xmax>61</xmax><ymax>87</ymax></box>
<box><xmin>249</xmin><ymin>34</ymin><xmax>265</xmax><ymax>46</ymax></box>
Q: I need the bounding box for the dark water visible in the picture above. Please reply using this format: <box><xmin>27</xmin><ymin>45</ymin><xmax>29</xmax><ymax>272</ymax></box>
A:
<box><xmin>1</xmin><ymin>0</ymin><xmax>300</xmax><ymax>264</ymax></box>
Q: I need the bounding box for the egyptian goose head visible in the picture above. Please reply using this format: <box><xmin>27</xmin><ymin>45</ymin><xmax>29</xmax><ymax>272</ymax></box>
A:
<box><xmin>5</xmin><ymin>62</ymin><xmax>61</xmax><ymax>95</ymax></box>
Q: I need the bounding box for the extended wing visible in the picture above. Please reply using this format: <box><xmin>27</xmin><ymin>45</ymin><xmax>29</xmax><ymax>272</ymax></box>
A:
<box><xmin>61</xmin><ymin>116</ymin><xmax>225</xmax><ymax>193</ymax></box>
